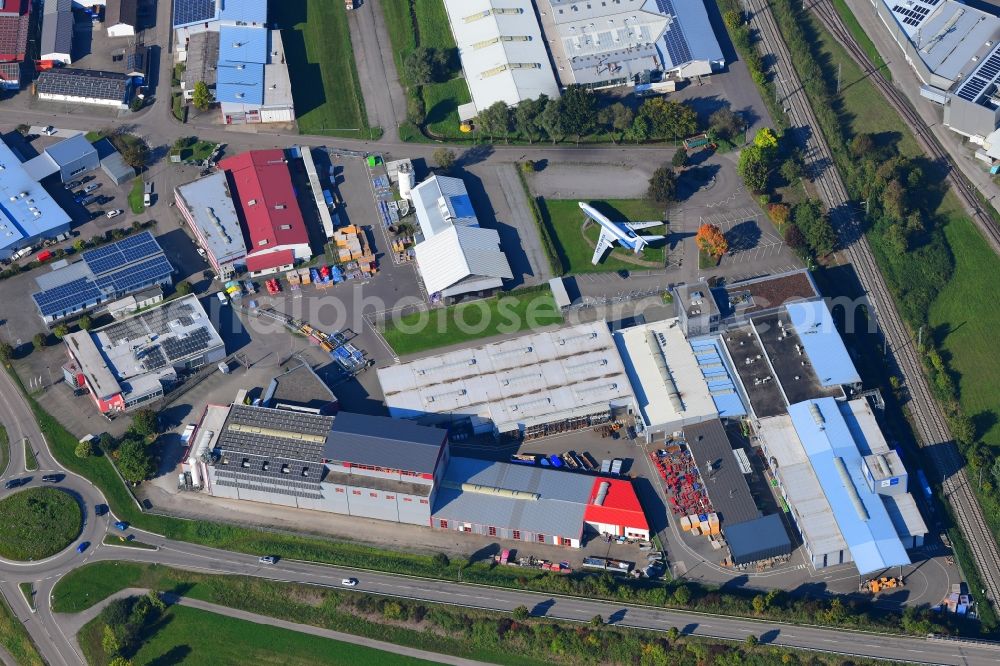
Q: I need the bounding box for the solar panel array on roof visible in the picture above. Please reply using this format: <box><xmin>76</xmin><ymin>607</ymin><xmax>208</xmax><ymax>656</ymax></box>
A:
<box><xmin>219</xmin><ymin>404</ymin><xmax>333</xmax><ymax>462</ymax></box>
<box><xmin>891</xmin><ymin>2</ymin><xmax>931</xmax><ymax>27</ymax></box>
<box><xmin>37</xmin><ymin>69</ymin><xmax>129</xmax><ymax>102</ymax></box>
<box><xmin>161</xmin><ymin>327</ymin><xmax>214</xmax><ymax>363</ymax></box>
<box><xmin>32</xmin><ymin>232</ymin><xmax>172</xmax><ymax>319</ymax></box>
<box><xmin>32</xmin><ymin>278</ymin><xmax>101</xmax><ymax>316</ymax></box>
<box><xmin>656</xmin><ymin>0</ymin><xmax>692</xmax><ymax>67</ymax></box>
<box><xmin>956</xmin><ymin>44</ymin><xmax>1000</xmax><ymax>103</ymax></box>
<box><xmin>173</xmin><ymin>0</ymin><xmax>216</xmax><ymax>27</ymax></box>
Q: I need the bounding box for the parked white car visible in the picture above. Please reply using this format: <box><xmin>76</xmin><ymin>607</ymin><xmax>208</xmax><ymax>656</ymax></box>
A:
<box><xmin>105</xmin><ymin>209</ymin><xmax>122</xmax><ymax>219</ymax></box>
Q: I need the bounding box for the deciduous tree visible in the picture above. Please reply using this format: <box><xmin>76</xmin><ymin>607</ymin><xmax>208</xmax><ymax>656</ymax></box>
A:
<box><xmin>513</xmin><ymin>95</ymin><xmax>546</xmax><ymax>143</ymax></box>
<box><xmin>478</xmin><ymin>101</ymin><xmax>511</xmax><ymax>143</ymax></box>
<box><xmin>116</xmin><ymin>438</ymin><xmax>155</xmax><ymax>483</ymax></box>
<box><xmin>737</xmin><ymin>145</ymin><xmax>769</xmax><ymax>193</ymax></box>
<box><xmin>130</xmin><ymin>408</ymin><xmax>159</xmax><ymax>437</ymax></box>
<box><xmin>695</xmin><ymin>223</ymin><xmax>728</xmax><ymax>258</ymax></box>
<box><xmin>433</xmin><ymin>147</ymin><xmax>456</xmax><ymax>172</ymax></box>
<box><xmin>192</xmin><ymin>81</ymin><xmax>214</xmax><ymax>111</ymax></box>
<box><xmin>647</xmin><ymin>165</ymin><xmax>677</xmax><ymax>204</ymax></box>
<box><xmin>709</xmin><ymin>107</ymin><xmax>743</xmax><ymax>141</ymax></box>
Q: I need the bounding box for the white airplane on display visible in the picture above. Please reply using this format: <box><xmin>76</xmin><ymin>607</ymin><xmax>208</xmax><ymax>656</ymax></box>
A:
<box><xmin>579</xmin><ymin>201</ymin><xmax>665</xmax><ymax>265</ymax></box>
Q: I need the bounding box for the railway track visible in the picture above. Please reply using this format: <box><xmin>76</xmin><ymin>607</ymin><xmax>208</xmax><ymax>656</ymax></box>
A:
<box><xmin>742</xmin><ymin>0</ymin><xmax>1000</xmax><ymax>605</ymax></box>
<box><xmin>809</xmin><ymin>0</ymin><xmax>1000</xmax><ymax>255</ymax></box>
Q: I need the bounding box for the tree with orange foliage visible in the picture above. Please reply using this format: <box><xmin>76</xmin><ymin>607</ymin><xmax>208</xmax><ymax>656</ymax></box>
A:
<box><xmin>696</xmin><ymin>223</ymin><xmax>728</xmax><ymax>258</ymax></box>
<box><xmin>768</xmin><ymin>203</ymin><xmax>791</xmax><ymax>228</ymax></box>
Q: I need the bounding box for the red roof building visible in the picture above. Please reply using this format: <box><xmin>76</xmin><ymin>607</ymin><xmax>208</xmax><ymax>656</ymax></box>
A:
<box><xmin>583</xmin><ymin>478</ymin><xmax>650</xmax><ymax>540</ymax></box>
<box><xmin>219</xmin><ymin>150</ymin><xmax>311</xmax><ymax>275</ymax></box>
<box><xmin>0</xmin><ymin>0</ymin><xmax>30</xmax><ymax>63</ymax></box>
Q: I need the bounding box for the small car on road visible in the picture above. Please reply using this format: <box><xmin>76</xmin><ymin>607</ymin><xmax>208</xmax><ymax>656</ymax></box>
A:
<box><xmin>76</xmin><ymin>542</ymin><xmax>90</xmax><ymax>554</ymax></box>
<box><xmin>114</xmin><ymin>520</ymin><xmax>129</xmax><ymax>531</ymax></box>
<box><xmin>105</xmin><ymin>209</ymin><xmax>122</xmax><ymax>219</ymax></box>
<box><xmin>95</xmin><ymin>504</ymin><xmax>109</xmax><ymax>516</ymax></box>
<box><xmin>4</xmin><ymin>478</ymin><xmax>26</xmax><ymax>489</ymax></box>
<box><xmin>41</xmin><ymin>474</ymin><xmax>62</xmax><ymax>483</ymax></box>
<box><xmin>341</xmin><ymin>578</ymin><xmax>358</xmax><ymax>587</ymax></box>
<box><xmin>258</xmin><ymin>555</ymin><xmax>277</xmax><ymax>565</ymax></box>
<box><xmin>83</xmin><ymin>183</ymin><xmax>100</xmax><ymax>193</ymax></box>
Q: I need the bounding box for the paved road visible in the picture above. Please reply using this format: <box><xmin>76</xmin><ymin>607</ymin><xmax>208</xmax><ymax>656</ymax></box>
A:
<box><xmin>743</xmin><ymin>0</ymin><xmax>1000</xmax><ymax>608</ymax></box>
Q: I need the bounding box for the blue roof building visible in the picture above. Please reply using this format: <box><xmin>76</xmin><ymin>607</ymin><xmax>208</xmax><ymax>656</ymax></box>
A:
<box><xmin>216</xmin><ymin>60</ymin><xmax>264</xmax><ymax>104</ymax></box>
<box><xmin>219</xmin><ymin>0</ymin><xmax>266</xmax><ymax>25</ymax></box>
<box><xmin>786</xmin><ymin>301</ymin><xmax>862</xmax><ymax>387</ymax></box>
<box><xmin>219</xmin><ymin>25</ymin><xmax>267</xmax><ymax>63</ymax></box>
<box><xmin>0</xmin><ymin>139</ymin><xmax>72</xmax><ymax>261</ymax></box>
<box><xmin>787</xmin><ymin>398</ymin><xmax>911</xmax><ymax>574</ymax></box>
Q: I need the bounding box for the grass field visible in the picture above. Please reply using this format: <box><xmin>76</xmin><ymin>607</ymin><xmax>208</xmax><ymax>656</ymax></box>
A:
<box><xmin>830</xmin><ymin>0</ymin><xmax>890</xmax><ymax>82</ymax></box>
<box><xmin>274</xmin><ymin>0</ymin><xmax>377</xmax><ymax>138</ymax></box>
<box><xmin>381</xmin><ymin>287</ymin><xmax>563</xmax><ymax>356</ymax></box>
<box><xmin>102</xmin><ymin>534</ymin><xmax>156</xmax><ymax>549</ymax></box>
<box><xmin>801</xmin><ymin>5</ymin><xmax>1000</xmax><ymax>447</ymax></box>
<box><xmin>537</xmin><ymin>199</ymin><xmax>667</xmax><ymax>274</ymax></box>
<box><xmin>379</xmin><ymin>0</ymin><xmax>471</xmax><ymax>140</ymax></box>
<box><xmin>80</xmin><ymin>603</ymin><xmax>439</xmax><ymax>666</ymax></box>
<box><xmin>929</xmin><ymin>209</ymin><xmax>1000</xmax><ymax>447</ymax></box>
<box><xmin>23</xmin><ymin>438</ymin><xmax>36</xmax><ymax>471</ymax></box>
<box><xmin>0</xmin><ymin>487</ymin><xmax>81</xmax><ymax>560</ymax></box>
<box><xmin>18</xmin><ymin>583</ymin><xmax>34</xmax><ymax>611</ymax></box>
<box><xmin>0</xmin><ymin>592</ymin><xmax>43</xmax><ymax>666</ymax></box>
<box><xmin>127</xmin><ymin>179</ymin><xmax>144</xmax><ymax>215</ymax></box>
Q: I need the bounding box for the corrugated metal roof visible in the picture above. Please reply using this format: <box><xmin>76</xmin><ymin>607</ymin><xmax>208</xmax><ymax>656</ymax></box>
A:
<box><xmin>324</xmin><ymin>412</ymin><xmax>445</xmax><ymax>475</ymax></box>
<box><xmin>216</xmin><ymin>60</ymin><xmax>264</xmax><ymax>104</ymax></box>
<box><xmin>0</xmin><ymin>139</ymin><xmax>71</xmax><ymax>255</ymax></box>
<box><xmin>413</xmin><ymin>225</ymin><xmax>512</xmax><ymax>296</ymax></box>
<box><xmin>411</xmin><ymin>175</ymin><xmax>478</xmax><ymax>239</ymax></box>
<box><xmin>442</xmin><ymin>0</ymin><xmax>560</xmax><ymax>113</ymax></box>
<box><xmin>433</xmin><ymin>457</ymin><xmax>592</xmax><ymax>537</ymax></box>
<box><xmin>44</xmin><ymin>133</ymin><xmax>96</xmax><ymax>168</ymax></box>
<box><xmin>378</xmin><ymin>321</ymin><xmax>634</xmax><ymax>431</ymax></box>
<box><xmin>175</xmin><ymin>171</ymin><xmax>247</xmax><ymax>266</ymax></box>
<box><xmin>788</xmin><ymin>398</ymin><xmax>910</xmax><ymax>574</ymax></box>
<box><xmin>219</xmin><ymin>150</ymin><xmax>309</xmax><ymax>251</ymax></box>
<box><xmin>684</xmin><ymin>419</ymin><xmax>760</xmax><ymax>526</ymax></box>
<box><xmin>39</xmin><ymin>0</ymin><xmax>73</xmax><ymax>58</ymax></box>
<box><xmin>219</xmin><ymin>0</ymin><xmax>266</xmax><ymax>24</ymax></box>
<box><xmin>583</xmin><ymin>477</ymin><xmax>648</xmax><ymax>530</ymax></box>
<box><xmin>725</xmin><ymin>513</ymin><xmax>792</xmax><ymax>564</ymax></box>
<box><xmin>219</xmin><ymin>25</ymin><xmax>267</xmax><ymax>64</ymax></box>
<box><xmin>785</xmin><ymin>301</ymin><xmax>861</xmax><ymax>387</ymax></box>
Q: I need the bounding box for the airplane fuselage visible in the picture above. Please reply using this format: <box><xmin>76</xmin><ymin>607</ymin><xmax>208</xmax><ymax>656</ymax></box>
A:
<box><xmin>578</xmin><ymin>202</ymin><xmax>644</xmax><ymax>251</ymax></box>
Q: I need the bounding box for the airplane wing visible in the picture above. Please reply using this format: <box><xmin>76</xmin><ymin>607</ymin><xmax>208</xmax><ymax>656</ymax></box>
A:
<box><xmin>626</xmin><ymin>220</ymin><xmax>663</xmax><ymax>231</ymax></box>
<box><xmin>592</xmin><ymin>228</ymin><xmax>615</xmax><ymax>265</ymax></box>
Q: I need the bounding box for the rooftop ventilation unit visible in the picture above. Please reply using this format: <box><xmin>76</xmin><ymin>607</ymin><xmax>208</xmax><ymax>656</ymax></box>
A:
<box><xmin>809</xmin><ymin>402</ymin><xmax>825</xmax><ymax>429</ymax></box>
<box><xmin>834</xmin><ymin>456</ymin><xmax>869</xmax><ymax>521</ymax></box>
<box><xmin>593</xmin><ymin>481</ymin><xmax>611</xmax><ymax>506</ymax></box>
<box><xmin>647</xmin><ymin>330</ymin><xmax>683</xmax><ymax>412</ymax></box>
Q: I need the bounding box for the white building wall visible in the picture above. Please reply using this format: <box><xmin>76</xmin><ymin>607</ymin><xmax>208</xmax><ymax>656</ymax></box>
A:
<box><xmin>107</xmin><ymin>24</ymin><xmax>135</xmax><ymax>38</ymax></box>
<box><xmin>260</xmin><ymin>107</ymin><xmax>294</xmax><ymax>123</ymax></box>
<box><xmin>38</xmin><ymin>92</ymin><xmax>123</xmax><ymax>108</ymax></box>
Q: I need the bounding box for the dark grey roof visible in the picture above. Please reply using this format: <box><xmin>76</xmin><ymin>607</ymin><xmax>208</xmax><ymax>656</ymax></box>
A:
<box><xmin>44</xmin><ymin>133</ymin><xmax>96</xmax><ymax>168</ymax></box>
<box><xmin>432</xmin><ymin>457</ymin><xmax>594</xmax><ymax>537</ymax></box>
<box><xmin>683</xmin><ymin>419</ymin><xmax>760</xmax><ymax>526</ymax></box>
<box><xmin>323</xmin><ymin>412</ymin><xmax>446</xmax><ymax>474</ymax></box>
<box><xmin>40</xmin><ymin>1</ymin><xmax>73</xmax><ymax>57</ymax></box>
<box><xmin>724</xmin><ymin>514</ymin><xmax>792</xmax><ymax>564</ymax></box>
<box><xmin>36</xmin><ymin>68</ymin><xmax>130</xmax><ymax>101</ymax></box>
<box><xmin>268</xmin><ymin>362</ymin><xmax>336</xmax><ymax>412</ymax></box>
<box><xmin>183</xmin><ymin>30</ymin><xmax>219</xmax><ymax>89</ymax></box>
<box><xmin>106</xmin><ymin>0</ymin><xmax>137</xmax><ymax>27</ymax></box>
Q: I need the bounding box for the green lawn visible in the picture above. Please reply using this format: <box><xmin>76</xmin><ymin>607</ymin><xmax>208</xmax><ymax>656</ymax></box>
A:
<box><xmin>929</xmin><ymin>208</ymin><xmax>1000</xmax><ymax>447</ymax></box>
<box><xmin>831</xmin><ymin>0</ymin><xmax>890</xmax><ymax>82</ymax></box>
<box><xmin>0</xmin><ymin>592</ymin><xmax>43</xmax><ymax>666</ymax></box>
<box><xmin>127</xmin><ymin>179</ymin><xmax>144</xmax><ymax>215</ymax></box>
<box><xmin>379</xmin><ymin>0</ymin><xmax>471</xmax><ymax>140</ymax></box>
<box><xmin>18</xmin><ymin>583</ymin><xmax>34</xmax><ymax>611</ymax></box>
<box><xmin>274</xmin><ymin>0</ymin><xmax>377</xmax><ymax>138</ymax></box>
<box><xmin>423</xmin><ymin>78</ymin><xmax>472</xmax><ymax>138</ymax></box>
<box><xmin>381</xmin><ymin>287</ymin><xmax>563</xmax><ymax>356</ymax></box>
<box><xmin>80</xmin><ymin>604</ymin><xmax>439</xmax><ymax>666</ymax></box>
<box><xmin>801</xmin><ymin>3</ymin><xmax>1000</xmax><ymax>447</ymax></box>
<box><xmin>537</xmin><ymin>198</ymin><xmax>667</xmax><ymax>274</ymax></box>
<box><xmin>0</xmin><ymin>487</ymin><xmax>81</xmax><ymax>560</ymax></box>
<box><xmin>102</xmin><ymin>534</ymin><xmax>156</xmax><ymax>549</ymax></box>
<box><xmin>23</xmin><ymin>438</ymin><xmax>36</xmax><ymax>471</ymax></box>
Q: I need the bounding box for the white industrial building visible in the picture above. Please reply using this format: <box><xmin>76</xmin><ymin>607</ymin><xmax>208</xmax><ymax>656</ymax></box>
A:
<box><xmin>105</xmin><ymin>0</ymin><xmax>137</xmax><ymax>38</ymax></box>
<box><xmin>442</xmin><ymin>0</ymin><xmax>561</xmax><ymax>118</ymax></box>
<box><xmin>378</xmin><ymin>321</ymin><xmax>635</xmax><ymax>439</ymax></box>
<box><xmin>866</xmin><ymin>0</ymin><xmax>1000</xmax><ymax>145</ymax></box>
<box><xmin>756</xmin><ymin>397</ymin><xmax>927</xmax><ymax>572</ymax></box>
<box><xmin>539</xmin><ymin>0</ymin><xmax>724</xmax><ymax>89</ymax></box>
<box><xmin>410</xmin><ymin>175</ymin><xmax>513</xmax><ymax>300</ymax></box>
<box><xmin>36</xmin><ymin>68</ymin><xmax>132</xmax><ymax>109</ymax></box>
<box><xmin>613</xmin><ymin>319</ymin><xmax>747</xmax><ymax>442</ymax></box>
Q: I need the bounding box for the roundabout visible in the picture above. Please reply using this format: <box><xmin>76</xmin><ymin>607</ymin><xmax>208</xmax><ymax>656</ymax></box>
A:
<box><xmin>0</xmin><ymin>486</ymin><xmax>82</xmax><ymax>561</ymax></box>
